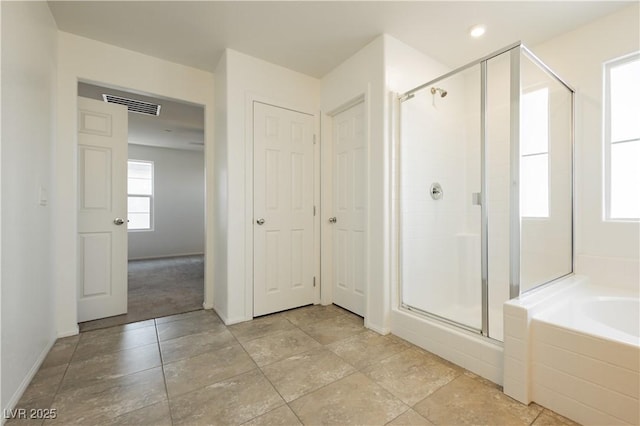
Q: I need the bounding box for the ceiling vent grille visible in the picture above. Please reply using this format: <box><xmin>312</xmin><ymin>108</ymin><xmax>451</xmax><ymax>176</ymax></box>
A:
<box><xmin>102</xmin><ymin>94</ymin><xmax>161</xmax><ymax>116</ymax></box>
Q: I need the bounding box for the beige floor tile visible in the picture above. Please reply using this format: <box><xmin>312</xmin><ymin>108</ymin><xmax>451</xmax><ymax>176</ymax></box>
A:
<box><xmin>363</xmin><ymin>348</ymin><xmax>460</xmax><ymax>406</ymax></box>
<box><xmin>413</xmin><ymin>375</ymin><xmax>543</xmax><ymax>425</ymax></box>
<box><xmin>40</xmin><ymin>335</ymin><xmax>79</xmax><ymax>369</ymax></box>
<box><xmin>280</xmin><ymin>304</ymin><xmax>349</xmax><ymax>327</ymax></box>
<box><xmin>327</xmin><ymin>330</ymin><xmax>410</xmax><ymax>369</ymax></box>
<box><xmin>229</xmin><ymin>315</ymin><xmax>296</xmax><ymax>343</ymax></box>
<box><xmin>241</xmin><ymin>405</ymin><xmax>302</xmax><ymax>426</ymax></box>
<box><xmin>532</xmin><ymin>409</ymin><xmax>580</xmax><ymax>425</ymax></box>
<box><xmin>241</xmin><ymin>328</ymin><xmax>322</xmax><ymax>366</ymax></box>
<box><xmin>60</xmin><ymin>343</ymin><xmax>161</xmax><ymax>392</ymax></box>
<box><xmin>72</xmin><ymin>325</ymin><xmax>158</xmax><ymax>362</ymax></box>
<box><xmin>160</xmin><ymin>328</ymin><xmax>237</xmax><ymax>364</ymax></box>
<box><xmin>169</xmin><ymin>369</ymin><xmax>285</xmax><ymax>425</ymax></box>
<box><xmin>156</xmin><ymin>313</ymin><xmax>226</xmax><ymax>342</ymax></box>
<box><xmin>387</xmin><ymin>408</ymin><xmax>434</xmax><ymax>425</ymax></box>
<box><xmin>163</xmin><ymin>343</ymin><xmax>256</xmax><ymax>397</ymax></box>
<box><xmin>80</xmin><ymin>319</ymin><xmax>156</xmax><ymax>335</ymax></box>
<box><xmin>50</xmin><ymin>367</ymin><xmax>167</xmax><ymax>425</ymax></box>
<box><xmin>18</xmin><ymin>364</ymin><xmax>67</xmax><ymax>406</ymax></box>
<box><xmin>155</xmin><ymin>309</ymin><xmax>221</xmax><ymax>325</ymax></box>
<box><xmin>299</xmin><ymin>313</ymin><xmax>366</xmax><ymax>345</ymax></box>
<box><xmin>107</xmin><ymin>400</ymin><xmax>172</xmax><ymax>426</ymax></box>
<box><xmin>262</xmin><ymin>348</ymin><xmax>356</xmax><ymax>402</ymax></box>
<box><xmin>4</xmin><ymin>397</ymin><xmax>51</xmax><ymax>426</ymax></box>
<box><xmin>289</xmin><ymin>372</ymin><xmax>408</xmax><ymax>425</ymax></box>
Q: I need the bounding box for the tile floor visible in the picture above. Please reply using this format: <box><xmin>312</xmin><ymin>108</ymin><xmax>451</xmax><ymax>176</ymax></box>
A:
<box><xmin>9</xmin><ymin>305</ymin><xmax>578</xmax><ymax>425</ymax></box>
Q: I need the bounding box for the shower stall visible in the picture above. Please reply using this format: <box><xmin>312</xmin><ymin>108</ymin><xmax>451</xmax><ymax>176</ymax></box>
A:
<box><xmin>397</xmin><ymin>42</ymin><xmax>574</xmax><ymax>344</ymax></box>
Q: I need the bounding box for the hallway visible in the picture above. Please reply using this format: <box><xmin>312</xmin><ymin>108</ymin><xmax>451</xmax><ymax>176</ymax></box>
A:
<box><xmin>79</xmin><ymin>255</ymin><xmax>204</xmax><ymax>332</ymax></box>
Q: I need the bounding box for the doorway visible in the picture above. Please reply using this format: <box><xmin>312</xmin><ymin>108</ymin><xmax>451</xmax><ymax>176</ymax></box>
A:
<box><xmin>77</xmin><ymin>82</ymin><xmax>207</xmax><ymax>331</ymax></box>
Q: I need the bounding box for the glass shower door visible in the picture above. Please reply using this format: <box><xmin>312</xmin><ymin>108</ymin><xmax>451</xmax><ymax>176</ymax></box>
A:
<box><xmin>399</xmin><ymin>64</ymin><xmax>483</xmax><ymax>331</ymax></box>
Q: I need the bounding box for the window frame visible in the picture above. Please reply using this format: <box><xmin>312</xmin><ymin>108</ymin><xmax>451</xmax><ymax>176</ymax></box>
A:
<box><xmin>603</xmin><ymin>51</ymin><xmax>640</xmax><ymax>222</ymax></box>
<box><xmin>127</xmin><ymin>159</ymin><xmax>154</xmax><ymax>231</ymax></box>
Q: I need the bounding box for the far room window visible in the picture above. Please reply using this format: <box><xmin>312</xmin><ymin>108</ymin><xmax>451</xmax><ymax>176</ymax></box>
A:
<box><xmin>605</xmin><ymin>52</ymin><xmax>640</xmax><ymax>220</ymax></box>
<box><xmin>521</xmin><ymin>87</ymin><xmax>550</xmax><ymax>218</ymax></box>
<box><xmin>128</xmin><ymin>160</ymin><xmax>154</xmax><ymax>230</ymax></box>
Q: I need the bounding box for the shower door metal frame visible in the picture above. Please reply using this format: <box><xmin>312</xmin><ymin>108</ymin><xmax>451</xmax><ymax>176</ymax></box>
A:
<box><xmin>397</xmin><ymin>41</ymin><xmax>575</xmax><ymax>340</ymax></box>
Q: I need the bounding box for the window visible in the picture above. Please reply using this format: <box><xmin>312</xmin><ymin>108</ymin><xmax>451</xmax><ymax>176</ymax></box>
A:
<box><xmin>521</xmin><ymin>87</ymin><xmax>549</xmax><ymax>218</ymax></box>
<box><xmin>127</xmin><ymin>160</ymin><xmax>153</xmax><ymax>230</ymax></box>
<box><xmin>605</xmin><ymin>53</ymin><xmax>640</xmax><ymax>220</ymax></box>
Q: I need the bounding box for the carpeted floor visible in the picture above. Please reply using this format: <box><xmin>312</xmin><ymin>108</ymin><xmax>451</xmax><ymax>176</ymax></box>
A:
<box><xmin>79</xmin><ymin>255</ymin><xmax>204</xmax><ymax>332</ymax></box>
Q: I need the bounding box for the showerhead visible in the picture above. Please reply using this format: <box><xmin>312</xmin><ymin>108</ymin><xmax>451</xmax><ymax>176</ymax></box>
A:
<box><xmin>430</xmin><ymin>87</ymin><xmax>447</xmax><ymax>98</ymax></box>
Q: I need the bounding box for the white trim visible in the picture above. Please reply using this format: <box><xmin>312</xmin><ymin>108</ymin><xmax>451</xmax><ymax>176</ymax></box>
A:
<box><xmin>57</xmin><ymin>326</ymin><xmax>80</xmax><ymax>339</ymax></box>
<box><xmin>603</xmin><ymin>51</ymin><xmax>640</xmax><ymax>222</ymax></box>
<box><xmin>3</xmin><ymin>338</ymin><xmax>56</xmax><ymax>417</ymax></box>
<box><xmin>214</xmin><ymin>307</ymin><xmax>250</xmax><ymax>326</ymax></box>
<box><xmin>127</xmin><ymin>252</ymin><xmax>205</xmax><ymax>261</ymax></box>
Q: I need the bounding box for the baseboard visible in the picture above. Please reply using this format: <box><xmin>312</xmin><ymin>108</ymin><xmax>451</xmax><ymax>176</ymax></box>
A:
<box><xmin>57</xmin><ymin>325</ymin><xmax>79</xmax><ymax>338</ymax></box>
<box><xmin>3</xmin><ymin>338</ymin><xmax>55</xmax><ymax>422</ymax></box>
<box><xmin>214</xmin><ymin>308</ymin><xmax>251</xmax><ymax>325</ymax></box>
<box><xmin>365</xmin><ymin>321</ymin><xmax>390</xmax><ymax>335</ymax></box>
<box><xmin>202</xmin><ymin>301</ymin><xmax>214</xmax><ymax>310</ymax></box>
<box><xmin>128</xmin><ymin>252</ymin><xmax>204</xmax><ymax>261</ymax></box>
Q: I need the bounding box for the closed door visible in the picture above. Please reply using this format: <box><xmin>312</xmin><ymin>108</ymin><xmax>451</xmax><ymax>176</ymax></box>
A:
<box><xmin>332</xmin><ymin>101</ymin><xmax>366</xmax><ymax>316</ymax></box>
<box><xmin>77</xmin><ymin>97</ymin><xmax>128</xmax><ymax>322</ymax></box>
<box><xmin>253</xmin><ymin>102</ymin><xmax>315</xmax><ymax>316</ymax></box>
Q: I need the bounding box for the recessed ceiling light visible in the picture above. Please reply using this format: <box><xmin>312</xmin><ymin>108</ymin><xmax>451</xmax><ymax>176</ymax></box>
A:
<box><xmin>470</xmin><ymin>25</ymin><xmax>486</xmax><ymax>38</ymax></box>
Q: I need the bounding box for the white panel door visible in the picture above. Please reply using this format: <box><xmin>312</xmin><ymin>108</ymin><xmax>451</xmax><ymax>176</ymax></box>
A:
<box><xmin>77</xmin><ymin>97</ymin><xmax>128</xmax><ymax>322</ymax></box>
<box><xmin>254</xmin><ymin>102</ymin><xmax>315</xmax><ymax>316</ymax></box>
<box><xmin>332</xmin><ymin>101</ymin><xmax>366</xmax><ymax>316</ymax></box>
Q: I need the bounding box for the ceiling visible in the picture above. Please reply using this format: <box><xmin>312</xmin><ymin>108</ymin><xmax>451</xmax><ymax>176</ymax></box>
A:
<box><xmin>48</xmin><ymin>1</ymin><xmax>633</xmax><ymax>79</ymax></box>
<box><xmin>78</xmin><ymin>82</ymin><xmax>205</xmax><ymax>151</ymax></box>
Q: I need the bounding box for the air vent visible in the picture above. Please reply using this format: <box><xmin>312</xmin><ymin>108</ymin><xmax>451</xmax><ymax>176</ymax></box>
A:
<box><xmin>102</xmin><ymin>94</ymin><xmax>161</xmax><ymax>116</ymax></box>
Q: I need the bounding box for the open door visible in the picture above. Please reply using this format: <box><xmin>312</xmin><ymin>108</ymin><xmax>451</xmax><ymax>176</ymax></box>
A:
<box><xmin>77</xmin><ymin>97</ymin><xmax>128</xmax><ymax>322</ymax></box>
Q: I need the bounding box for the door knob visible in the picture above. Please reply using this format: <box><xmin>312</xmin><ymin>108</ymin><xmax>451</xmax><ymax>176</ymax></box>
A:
<box><xmin>114</xmin><ymin>218</ymin><xmax>126</xmax><ymax>225</ymax></box>
<box><xmin>256</xmin><ymin>218</ymin><xmax>265</xmax><ymax>225</ymax></box>
<box><xmin>328</xmin><ymin>217</ymin><xmax>337</xmax><ymax>224</ymax></box>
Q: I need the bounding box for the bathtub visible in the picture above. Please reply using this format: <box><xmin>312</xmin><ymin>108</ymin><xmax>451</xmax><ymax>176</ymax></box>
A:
<box><xmin>503</xmin><ymin>275</ymin><xmax>640</xmax><ymax>425</ymax></box>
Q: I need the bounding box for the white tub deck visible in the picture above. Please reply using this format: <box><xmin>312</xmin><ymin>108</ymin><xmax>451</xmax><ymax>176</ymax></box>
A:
<box><xmin>503</xmin><ymin>275</ymin><xmax>640</xmax><ymax>425</ymax></box>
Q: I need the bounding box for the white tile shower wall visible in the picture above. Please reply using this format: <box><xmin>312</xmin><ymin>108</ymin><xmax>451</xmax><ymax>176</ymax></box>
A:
<box><xmin>399</xmin><ymin>76</ymin><xmax>476</xmax><ymax>316</ymax></box>
<box><xmin>576</xmin><ymin>254</ymin><xmax>640</xmax><ymax>291</ymax></box>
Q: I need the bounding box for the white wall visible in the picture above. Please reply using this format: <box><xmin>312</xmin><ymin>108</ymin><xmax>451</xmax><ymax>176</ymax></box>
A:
<box><xmin>213</xmin><ymin>51</ymin><xmax>229</xmax><ymax>321</ymax></box>
<box><xmin>533</xmin><ymin>4</ymin><xmax>640</xmax><ymax>289</ymax></box>
<box><xmin>128</xmin><ymin>144</ymin><xmax>204</xmax><ymax>260</ymax></box>
<box><xmin>214</xmin><ymin>49</ymin><xmax>320</xmax><ymax>324</ymax></box>
<box><xmin>55</xmin><ymin>32</ymin><xmax>215</xmax><ymax>336</ymax></box>
<box><xmin>1</xmin><ymin>0</ymin><xmax>57</xmax><ymax>412</ymax></box>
